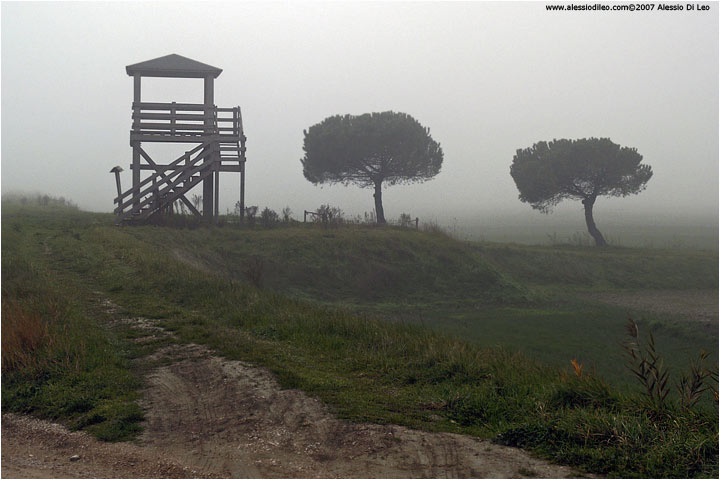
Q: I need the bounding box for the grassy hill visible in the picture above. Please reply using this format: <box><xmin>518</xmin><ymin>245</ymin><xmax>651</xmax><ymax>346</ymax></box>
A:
<box><xmin>2</xmin><ymin>201</ymin><xmax>718</xmax><ymax>477</ymax></box>
<box><xmin>125</xmin><ymin>221</ymin><xmax>717</xmax><ymax>302</ymax></box>
<box><xmin>126</xmin><ymin>219</ymin><xmax>717</xmax><ymax>386</ymax></box>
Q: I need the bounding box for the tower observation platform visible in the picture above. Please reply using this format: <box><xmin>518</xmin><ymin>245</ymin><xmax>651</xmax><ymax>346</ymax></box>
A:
<box><xmin>113</xmin><ymin>54</ymin><xmax>247</xmax><ymax>224</ymax></box>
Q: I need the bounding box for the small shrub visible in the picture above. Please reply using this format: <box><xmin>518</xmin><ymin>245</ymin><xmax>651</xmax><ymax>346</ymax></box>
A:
<box><xmin>314</xmin><ymin>204</ymin><xmax>344</xmax><ymax>227</ymax></box>
<box><xmin>676</xmin><ymin>350</ymin><xmax>715</xmax><ymax>409</ymax></box>
<box><xmin>624</xmin><ymin>318</ymin><xmax>717</xmax><ymax>412</ymax></box>
<box><xmin>623</xmin><ymin>318</ymin><xmax>671</xmax><ymax>411</ymax></box>
<box><xmin>245</xmin><ymin>206</ymin><xmax>258</xmax><ymax>226</ymax></box>
<box><xmin>281</xmin><ymin>206</ymin><xmax>293</xmax><ymax>223</ymax></box>
<box><xmin>259</xmin><ymin>207</ymin><xmax>279</xmax><ymax>228</ymax></box>
<box><xmin>398</xmin><ymin>213</ymin><xmax>413</xmax><ymax>228</ymax></box>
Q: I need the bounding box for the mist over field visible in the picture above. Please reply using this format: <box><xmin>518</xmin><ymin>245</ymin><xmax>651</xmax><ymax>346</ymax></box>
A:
<box><xmin>2</xmin><ymin>3</ymin><xmax>719</xmax><ymax>477</ymax></box>
<box><xmin>1</xmin><ymin>1</ymin><xmax>717</xmax><ymax>245</ymax></box>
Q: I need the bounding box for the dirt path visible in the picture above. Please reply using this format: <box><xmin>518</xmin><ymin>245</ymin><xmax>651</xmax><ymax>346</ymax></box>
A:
<box><xmin>2</xmin><ymin>301</ymin><xmax>581</xmax><ymax>478</ymax></box>
<box><xmin>133</xmin><ymin>343</ymin><xmax>578</xmax><ymax>478</ymax></box>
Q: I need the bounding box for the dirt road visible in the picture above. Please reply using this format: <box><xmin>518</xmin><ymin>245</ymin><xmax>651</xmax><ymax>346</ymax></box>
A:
<box><xmin>2</xmin><ymin>301</ymin><xmax>580</xmax><ymax>478</ymax></box>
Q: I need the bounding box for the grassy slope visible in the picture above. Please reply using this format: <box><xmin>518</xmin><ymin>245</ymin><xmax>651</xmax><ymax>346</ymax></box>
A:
<box><xmin>2</xmin><ymin>204</ymin><xmax>718</xmax><ymax>477</ymax></box>
<box><xmin>129</xmin><ymin>221</ymin><xmax>718</xmax><ymax>387</ymax></box>
<box><xmin>128</xmin><ymin>222</ymin><xmax>718</xmax><ymax>299</ymax></box>
<box><xmin>1</xmin><ymin>205</ymin><xmax>144</xmax><ymax>441</ymax></box>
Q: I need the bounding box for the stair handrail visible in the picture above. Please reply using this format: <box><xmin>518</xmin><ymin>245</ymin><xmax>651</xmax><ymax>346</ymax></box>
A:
<box><xmin>115</xmin><ymin>145</ymin><xmax>214</xmax><ymax>214</ymax></box>
<box><xmin>115</xmin><ymin>149</ymin><xmax>212</xmax><ymax>215</ymax></box>
<box><xmin>116</xmin><ymin>156</ymin><xmax>216</xmax><ymax>222</ymax></box>
<box><xmin>115</xmin><ymin>142</ymin><xmax>207</xmax><ymax>206</ymax></box>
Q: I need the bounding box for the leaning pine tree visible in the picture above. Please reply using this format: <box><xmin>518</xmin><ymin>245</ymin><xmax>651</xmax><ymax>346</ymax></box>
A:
<box><xmin>301</xmin><ymin>111</ymin><xmax>443</xmax><ymax>224</ymax></box>
<box><xmin>510</xmin><ymin>138</ymin><xmax>653</xmax><ymax>246</ymax></box>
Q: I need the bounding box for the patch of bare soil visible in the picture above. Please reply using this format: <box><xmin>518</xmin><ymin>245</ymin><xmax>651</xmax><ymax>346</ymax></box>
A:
<box><xmin>1</xmin><ymin>413</ymin><xmax>202</xmax><ymax>479</ymax></box>
<box><xmin>2</xmin><ymin>299</ymin><xmax>581</xmax><ymax>478</ymax></box>
<box><xmin>587</xmin><ymin>289</ymin><xmax>718</xmax><ymax>328</ymax></box>
<box><xmin>135</xmin><ymin>343</ymin><xmax>578</xmax><ymax>478</ymax></box>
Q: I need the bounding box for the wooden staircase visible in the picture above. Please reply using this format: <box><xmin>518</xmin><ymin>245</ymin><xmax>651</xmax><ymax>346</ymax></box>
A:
<box><xmin>114</xmin><ymin>143</ymin><xmax>216</xmax><ymax>224</ymax></box>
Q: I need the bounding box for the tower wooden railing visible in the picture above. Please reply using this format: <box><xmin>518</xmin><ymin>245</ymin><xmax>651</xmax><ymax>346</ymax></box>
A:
<box><xmin>130</xmin><ymin>102</ymin><xmax>244</xmax><ymax>141</ymax></box>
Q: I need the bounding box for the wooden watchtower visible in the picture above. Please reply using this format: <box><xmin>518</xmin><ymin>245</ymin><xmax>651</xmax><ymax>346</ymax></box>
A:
<box><xmin>113</xmin><ymin>54</ymin><xmax>246</xmax><ymax>224</ymax></box>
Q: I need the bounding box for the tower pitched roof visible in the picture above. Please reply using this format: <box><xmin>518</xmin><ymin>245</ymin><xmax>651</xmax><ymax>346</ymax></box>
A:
<box><xmin>126</xmin><ymin>54</ymin><xmax>222</xmax><ymax>78</ymax></box>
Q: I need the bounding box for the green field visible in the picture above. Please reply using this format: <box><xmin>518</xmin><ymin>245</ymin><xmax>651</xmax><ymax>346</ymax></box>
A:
<box><xmin>2</xmin><ymin>200</ymin><xmax>718</xmax><ymax>477</ymax></box>
<box><xmin>126</xmin><ymin>220</ymin><xmax>717</xmax><ymax>388</ymax></box>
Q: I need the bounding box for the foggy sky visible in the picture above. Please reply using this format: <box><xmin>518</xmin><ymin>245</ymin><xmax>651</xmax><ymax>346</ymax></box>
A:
<box><xmin>2</xmin><ymin>1</ymin><xmax>718</xmax><ymax>228</ymax></box>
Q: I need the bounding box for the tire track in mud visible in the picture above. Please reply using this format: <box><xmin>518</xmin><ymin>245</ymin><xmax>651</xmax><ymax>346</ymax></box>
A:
<box><xmin>122</xmin><ymin>306</ymin><xmax>579</xmax><ymax>478</ymax></box>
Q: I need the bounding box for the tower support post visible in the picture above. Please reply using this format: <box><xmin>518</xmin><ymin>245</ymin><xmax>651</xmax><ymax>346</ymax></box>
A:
<box><xmin>240</xmin><ymin>163</ymin><xmax>245</xmax><ymax>222</ymax></box>
<box><xmin>132</xmin><ymin>143</ymin><xmax>140</xmax><ymax>209</ymax></box>
<box><xmin>202</xmin><ymin>75</ymin><xmax>215</xmax><ymax>220</ymax></box>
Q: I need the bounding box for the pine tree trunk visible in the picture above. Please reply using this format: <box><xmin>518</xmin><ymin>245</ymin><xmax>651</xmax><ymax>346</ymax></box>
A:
<box><xmin>582</xmin><ymin>197</ymin><xmax>607</xmax><ymax>247</ymax></box>
<box><xmin>373</xmin><ymin>181</ymin><xmax>386</xmax><ymax>224</ymax></box>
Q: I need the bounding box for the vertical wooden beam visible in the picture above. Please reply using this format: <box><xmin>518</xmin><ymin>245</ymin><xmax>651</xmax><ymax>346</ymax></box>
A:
<box><xmin>132</xmin><ymin>143</ymin><xmax>140</xmax><ymax>210</ymax></box>
<box><xmin>238</xmin><ymin>106</ymin><xmax>246</xmax><ymax>222</ymax></box>
<box><xmin>240</xmin><ymin>162</ymin><xmax>245</xmax><ymax>222</ymax></box>
<box><xmin>152</xmin><ymin>176</ymin><xmax>158</xmax><ymax>211</ymax></box>
<box><xmin>132</xmin><ymin>74</ymin><xmax>141</xmax><ymax>131</ymax></box>
<box><xmin>203</xmin><ymin>75</ymin><xmax>215</xmax><ymax>219</ymax></box>
<box><xmin>132</xmin><ymin>74</ymin><xmax>142</xmax><ymax>210</ymax></box>
<box><xmin>204</xmin><ymin>76</ymin><xmax>214</xmax><ymax>129</ymax></box>
<box><xmin>203</xmin><ymin>165</ymin><xmax>214</xmax><ymax>219</ymax></box>
<box><xmin>214</xmin><ymin>168</ymin><xmax>219</xmax><ymax>221</ymax></box>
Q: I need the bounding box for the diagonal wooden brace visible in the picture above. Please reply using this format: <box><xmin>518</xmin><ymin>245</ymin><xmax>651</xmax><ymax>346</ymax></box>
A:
<box><xmin>137</xmin><ymin>146</ymin><xmax>202</xmax><ymax>218</ymax></box>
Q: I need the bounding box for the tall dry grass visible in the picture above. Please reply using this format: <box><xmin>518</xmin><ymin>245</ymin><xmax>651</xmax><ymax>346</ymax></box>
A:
<box><xmin>2</xmin><ymin>301</ymin><xmax>50</xmax><ymax>371</ymax></box>
<box><xmin>1</xmin><ymin>300</ymin><xmax>80</xmax><ymax>373</ymax></box>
